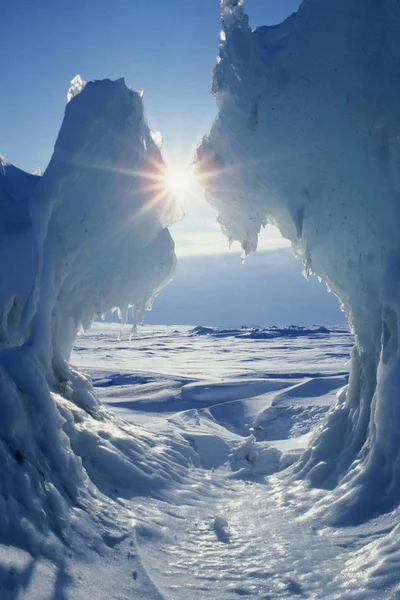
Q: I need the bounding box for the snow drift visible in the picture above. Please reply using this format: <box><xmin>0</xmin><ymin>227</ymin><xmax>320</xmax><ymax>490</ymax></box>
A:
<box><xmin>0</xmin><ymin>77</ymin><xmax>191</xmax><ymax>553</ymax></box>
<box><xmin>196</xmin><ymin>0</ymin><xmax>400</xmax><ymax>523</ymax></box>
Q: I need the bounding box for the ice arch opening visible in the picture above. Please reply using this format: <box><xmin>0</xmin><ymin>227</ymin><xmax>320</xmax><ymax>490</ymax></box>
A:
<box><xmin>195</xmin><ymin>0</ymin><xmax>400</xmax><ymax>524</ymax></box>
<box><xmin>0</xmin><ymin>78</ymin><xmax>196</xmax><ymax>553</ymax></box>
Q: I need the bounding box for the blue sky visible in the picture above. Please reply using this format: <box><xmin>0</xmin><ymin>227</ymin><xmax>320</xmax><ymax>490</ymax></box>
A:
<box><xmin>0</xmin><ymin>0</ymin><xmax>344</xmax><ymax>326</ymax></box>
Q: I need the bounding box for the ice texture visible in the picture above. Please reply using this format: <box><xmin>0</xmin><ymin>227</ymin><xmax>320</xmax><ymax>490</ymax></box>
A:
<box><xmin>0</xmin><ymin>78</ymin><xmax>183</xmax><ymax>551</ymax></box>
<box><xmin>196</xmin><ymin>0</ymin><xmax>400</xmax><ymax>523</ymax></box>
<box><xmin>67</xmin><ymin>74</ymin><xmax>86</xmax><ymax>102</ymax></box>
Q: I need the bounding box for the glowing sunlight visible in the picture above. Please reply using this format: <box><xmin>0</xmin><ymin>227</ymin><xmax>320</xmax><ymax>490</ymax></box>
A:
<box><xmin>166</xmin><ymin>166</ymin><xmax>193</xmax><ymax>196</ymax></box>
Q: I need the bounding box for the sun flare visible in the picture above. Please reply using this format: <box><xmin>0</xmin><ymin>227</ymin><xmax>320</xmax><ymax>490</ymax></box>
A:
<box><xmin>166</xmin><ymin>167</ymin><xmax>192</xmax><ymax>195</ymax></box>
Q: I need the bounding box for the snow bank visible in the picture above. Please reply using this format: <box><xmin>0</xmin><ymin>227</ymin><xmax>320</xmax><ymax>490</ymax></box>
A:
<box><xmin>0</xmin><ymin>78</ymin><xmax>187</xmax><ymax>552</ymax></box>
<box><xmin>196</xmin><ymin>0</ymin><xmax>400</xmax><ymax>523</ymax></box>
<box><xmin>229</xmin><ymin>435</ymin><xmax>281</xmax><ymax>479</ymax></box>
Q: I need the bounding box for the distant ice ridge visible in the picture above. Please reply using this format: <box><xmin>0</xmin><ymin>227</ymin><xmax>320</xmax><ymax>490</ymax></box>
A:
<box><xmin>0</xmin><ymin>78</ymin><xmax>193</xmax><ymax>553</ymax></box>
<box><xmin>191</xmin><ymin>325</ymin><xmax>330</xmax><ymax>339</ymax></box>
<box><xmin>196</xmin><ymin>0</ymin><xmax>400</xmax><ymax>526</ymax></box>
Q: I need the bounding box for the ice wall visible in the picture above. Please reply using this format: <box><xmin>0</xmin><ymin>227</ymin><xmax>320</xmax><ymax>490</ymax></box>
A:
<box><xmin>196</xmin><ymin>0</ymin><xmax>400</xmax><ymax>523</ymax></box>
<box><xmin>0</xmin><ymin>79</ymin><xmax>182</xmax><ymax>551</ymax></box>
<box><xmin>32</xmin><ymin>78</ymin><xmax>177</xmax><ymax>377</ymax></box>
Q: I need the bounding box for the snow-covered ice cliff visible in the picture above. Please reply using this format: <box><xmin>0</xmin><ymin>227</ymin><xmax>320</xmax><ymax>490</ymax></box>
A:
<box><xmin>196</xmin><ymin>0</ymin><xmax>400</xmax><ymax>524</ymax></box>
<box><xmin>0</xmin><ymin>78</ymin><xmax>191</xmax><ymax>554</ymax></box>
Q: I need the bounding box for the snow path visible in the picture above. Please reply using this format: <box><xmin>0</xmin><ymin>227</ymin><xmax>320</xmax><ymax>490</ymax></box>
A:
<box><xmin>133</xmin><ymin>472</ymin><xmax>383</xmax><ymax>600</ymax></box>
<box><xmin>134</xmin><ymin>479</ymin><xmax>331</xmax><ymax>599</ymax></box>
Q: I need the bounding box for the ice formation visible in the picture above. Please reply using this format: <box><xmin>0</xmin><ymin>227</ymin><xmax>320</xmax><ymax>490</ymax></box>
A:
<box><xmin>196</xmin><ymin>0</ymin><xmax>400</xmax><ymax>523</ymax></box>
<box><xmin>0</xmin><ymin>78</ymin><xmax>187</xmax><ymax>552</ymax></box>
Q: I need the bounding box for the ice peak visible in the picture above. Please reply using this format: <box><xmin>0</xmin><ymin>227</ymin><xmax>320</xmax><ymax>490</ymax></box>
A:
<box><xmin>0</xmin><ymin>154</ymin><xmax>10</xmax><ymax>169</ymax></box>
<box><xmin>67</xmin><ymin>74</ymin><xmax>87</xmax><ymax>102</ymax></box>
<box><xmin>220</xmin><ymin>0</ymin><xmax>249</xmax><ymax>33</ymax></box>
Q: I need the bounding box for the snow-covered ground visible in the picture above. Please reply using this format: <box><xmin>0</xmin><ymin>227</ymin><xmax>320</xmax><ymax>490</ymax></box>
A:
<box><xmin>73</xmin><ymin>322</ymin><xmax>351</xmax><ymax>449</ymax></box>
<box><xmin>68</xmin><ymin>322</ymin><xmax>399</xmax><ymax>600</ymax></box>
<box><xmin>4</xmin><ymin>322</ymin><xmax>400</xmax><ymax>598</ymax></box>
<box><xmin>64</xmin><ymin>321</ymin><xmax>363</xmax><ymax>600</ymax></box>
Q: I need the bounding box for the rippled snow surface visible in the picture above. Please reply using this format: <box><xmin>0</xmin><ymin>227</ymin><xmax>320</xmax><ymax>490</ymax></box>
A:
<box><xmin>67</xmin><ymin>324</ymin><xmax>381</xmax><ymax>597</ymax></box>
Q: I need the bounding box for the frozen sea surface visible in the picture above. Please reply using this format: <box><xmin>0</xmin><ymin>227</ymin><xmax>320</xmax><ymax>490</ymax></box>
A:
<box><xmin>72</xmin><ymin>323</ymin><xmax>352</xmax><ymax>438</ymax></box>
<box><xmin>73</xmin><ymin>322</ymin><xmax>352</xmax><ymax>380</ymax></box>
<box><xmin>68</xmin><ymin>323</ymin><xmax>399</xmax><ymax>599</ymax></box>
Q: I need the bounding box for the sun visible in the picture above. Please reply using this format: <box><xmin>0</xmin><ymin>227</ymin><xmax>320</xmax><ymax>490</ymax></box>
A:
<box><xmin>166</xmin><ymin>167</ymin><xmax>192</xmax><ymax>195</ymax></box>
